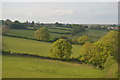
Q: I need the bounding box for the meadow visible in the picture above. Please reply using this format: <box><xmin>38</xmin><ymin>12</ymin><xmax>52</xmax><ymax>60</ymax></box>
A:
<box><xmin>3</xmin><ymin>54</ymin><xmax>106</xmax><ymax>78</ymax></box>
<box><xmin>3</xmin><ymin>27</ymin><xmax>117</xmax><ymax>78</ymax></box>
<box><xmin>5</xmin><ymin>28</ymin><xmax>108</xmax><ymax>42</ymax></box>
<box><xmin>3</xmin><ymin>36</ymin><xmax>81</xmax><ymax>58</ymax></box>
<box><xmin>6</xmin><ymin>29</ymin><xmax>70</xmax><ymax>40</ymax></box>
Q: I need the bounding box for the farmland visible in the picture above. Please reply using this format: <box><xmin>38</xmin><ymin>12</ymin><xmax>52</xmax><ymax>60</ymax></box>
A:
<box><xmin>3</xmin><ymin>36</ymin><xmax>81</xmax><ymax>58</ymax></box>
<box><xmin>1</xmin><ymin>2</ymin><xmax>119</xmax><ymax>78</ymax></box>
<box><xmin>2</xmin><ymin>27</ymin><xmax>117</xmax><ymax>78</ymax></box>
<box><xmin>3</xmin><ymin>54</ymin><xmax>106</xmax><ymax>78</ymax></box>
<box><xmin>5</xmin><ymin>28</ymin><xmax>108</xmax><ymax>42</ymax></box>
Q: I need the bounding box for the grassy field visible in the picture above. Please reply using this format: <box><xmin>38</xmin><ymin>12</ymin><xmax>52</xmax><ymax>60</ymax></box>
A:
<box><xmin>49</xmin><ymin>28</ymin><xmax>71</xmax><ymax>33</ymax></box>
<box><xmin>6</xmin><ymin>29</ymin><xmax>108</xmax><ymax>42</ymax></box>
<box><xmin>2</xmin><ymin>31</ymin><xmax>118</xmax><ymax>78</ymax></box>
<box><xmin>3</xmin><ymin>36</ymin><xmax>81</xmax><ymax>58</ymax></box>
<box><xmin>6</xmin><ymin>29</ymin><xmax>70</xmax><ymax>40</ymax></box>
<box><xmin>77</xmin><ymin>29</ymin><xmax>108</xmax><ymax>37</ymax></box>
<box><xmin>3</xmin><ymin>54</ymin><xmax>106</xmax><ymax>78</ymax></box>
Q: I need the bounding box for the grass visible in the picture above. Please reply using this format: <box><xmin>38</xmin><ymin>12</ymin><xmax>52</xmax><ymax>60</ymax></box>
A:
<box><xmin>48</xmin><ymin>28</ymin><xmax>71</xmax><ymax>33</ymax></box>
<box><xmin>77</xmin><ymin>30</ymin><xmax>108</xmax><ymax>37</ymax></box>
<box><xmin>6</xmin><ymin>29</ymin><xmax>108</xmax><ymax>42</ymax></box>
<box><xmin>3</xmin><ymin>54</ymin><xmax>106</xmax><ymax>78</ymax></box>
<box><xmin>6</xmin><ymin>29</ymin><xmax>70</xmax><ymax>40</ymax></box>
<box><xmin>48</xmin><ymin>26</ymin><xmax>72</xmax><ymax>30</ymax></box>
<box><xmin>3</xmin><ymin>36</ymin><xmax>81</xmax><ymax>58</ymax></box>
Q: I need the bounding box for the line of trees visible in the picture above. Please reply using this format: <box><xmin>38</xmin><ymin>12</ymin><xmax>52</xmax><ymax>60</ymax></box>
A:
<box><xmin>34</xmin><ymin>27</ymin><xmax>118</xmax><ymax>69</ymax></box>
<box><xmin>1</xmin><ymin>19</ymin><xmax>117</xmax><ymax>31</ymax></box>
<box><xmin>49</xmin><ymin>31</ymin><xmax>118</xmax><ymax>69</ymax></box>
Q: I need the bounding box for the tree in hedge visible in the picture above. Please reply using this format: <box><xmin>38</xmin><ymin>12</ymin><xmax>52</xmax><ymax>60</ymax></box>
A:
<box><xmin>78</xmin><ymin>31</ymin><xmax>118</xmax><ymax>68</ymax></box>
<box><xmin>50</xmin><ymin>39</ymin><xmax>72</xmax><ymax>60</ymax></box>
<box><xmin>78</xmin><ymin>35</ymin><xmax>90</xmax><ymax>44</ymax></box>
<box><xmin>34</xmin><ymin>27</ymin><xmax>50</xmax><ymax>41</ymax></box>
<box><xmin>78</xmin><ymin>42</ymin><xmax>104</xmax><ymax>67</ymax></box>
<box><xmin>96</xmin><ymin>31</ymin><xmax>118</xmax><ymax>61</ymax></box>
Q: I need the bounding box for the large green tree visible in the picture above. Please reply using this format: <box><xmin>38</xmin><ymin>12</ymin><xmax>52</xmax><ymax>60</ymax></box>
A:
<box><xmin>50</xmin><ymin>39</ymin><xmax>72</xmax><ymax>60</ymax></box>
<box><xmin>78</xmin><ymin>31</ymin><xmax>118</xmax><ymax>68</ymax></box>
<box><xmin>96</xmin><ymin>31</ymin><xmax>118</xmax><ymax>60</ymax></box>
<box><xmin>34</xmin><ymin>27</ymin><xmax>50</xmax><ymax>41</ymax></box>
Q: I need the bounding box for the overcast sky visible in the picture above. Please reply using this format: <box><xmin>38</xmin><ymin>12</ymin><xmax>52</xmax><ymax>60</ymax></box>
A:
<box><xmin>2</xmin><ymin>2</ymin><xmax>118</xmax><ymax>24</ymax></box>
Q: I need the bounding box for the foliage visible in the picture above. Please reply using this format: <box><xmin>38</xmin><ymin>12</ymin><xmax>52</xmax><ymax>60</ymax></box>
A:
<box><xmin>11</xmin><ymin>20</ymin><xmax>27</xmax><ymax>29</ymax></box>
<box><xmin>96</xmin><ymin>31</ymin><xmax>118</xmax><ymax>60</ymax></box>
<box><xmin>78</xmin><ymin>42</ymin><xmax>104</xmax><ymax>67</ymax></box>
<box><xmin>34</xmin><ymin>27</ymin><xmax>50</xmax><ymax>41</ymax></box>
<box><xmin>78</xmin><ymin>31</ymin><xmax>118</xmax><ymax>68</ymax></box>
<box><xmin>3</xmin><ymin>19</ymin><xmax>12</xmax><ymax>27</ymax></box>
<box><xmin>78</xmin><ymin>35</ymin><xmax>90</xmax><ymax>44</ymax></box>
<box><xmin>3</xmin><ymin>36</ymin><xmax>80</xmax><ymax>58</ymax></box>
<box><xmin>89</xmin><ymin>25</ymin><xmax>104</xmax><ymax>30</ymax></box>
<box><xmin>50</xmin><ymin>39</ymin><xmax>72</xmax><ymax>60</ymax></box>
<box><xmin>71</xmin><ymin>25</ymin><xmax>86</xmax><ymax>35</ymax></box>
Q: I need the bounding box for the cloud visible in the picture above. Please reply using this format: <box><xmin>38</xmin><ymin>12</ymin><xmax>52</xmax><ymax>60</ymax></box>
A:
<box><xmin>48</xmin><ymin>9</ymin><xmax>75</xmax><ymax>16</ymax></box>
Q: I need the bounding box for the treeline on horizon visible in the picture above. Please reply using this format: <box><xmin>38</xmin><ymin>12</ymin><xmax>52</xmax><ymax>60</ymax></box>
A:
<box><xmin>0</xmin><ymin>19</ymin><xmax>118</xmax><ymax>29</ymax></box>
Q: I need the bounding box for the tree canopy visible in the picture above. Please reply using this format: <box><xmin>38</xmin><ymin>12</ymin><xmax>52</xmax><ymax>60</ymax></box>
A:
<box><xmin>78</xmin><ymin>35</ymin><xmax>90</xmax><ymax>44</ymax></box>
<box><xmin>34</xmin><ymin>27</ymin><xmax>50</xmax><ymax>41</ymax></box>
<box><xmin>78</xmin><ymin>31</ymin><xmax>118</xmax><ymax>68</ymax></box>
<box><xmin>50</xmin><ymin>39</ymin><xmax>72</xmax><ymax>60</ymax></box>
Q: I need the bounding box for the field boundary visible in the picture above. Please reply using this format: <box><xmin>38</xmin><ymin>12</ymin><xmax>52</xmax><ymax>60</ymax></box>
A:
<box><xmin>2</xmin><ymin>51</ymin><xmax>83</xmax><ymax>64</ymax></box>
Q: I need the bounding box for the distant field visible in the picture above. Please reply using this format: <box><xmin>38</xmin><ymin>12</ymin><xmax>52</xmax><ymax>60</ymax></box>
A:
<box><xmin>48</xmin><ymin>28</ymin><xmax>71</xmax><ymax>34</ymax></box>
<box><xmin>6</xmin><ymin>29</ymin><xmax>108</xmax><ymax>42</ymax></box>
<box><xmin>77</xmin><ymin>30</ymin><xmax>108</xmax><ymax>37</ymax></box>
<box><xmin>6</xmin><ymin>29</ymin><xmax>70</xmax><ymax>40</ymax></box>
<box><xmin>3</xmin><ymin>54</ymin><xmax>106</xmax><ymax>78</ymax></box>
<box><xmin>3</xmin><ymin>36</ymin><xmax>81</xmax><ymax>58</ymax></box>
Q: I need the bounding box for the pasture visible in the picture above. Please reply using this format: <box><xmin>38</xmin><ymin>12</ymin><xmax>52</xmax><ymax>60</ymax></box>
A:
<box><xmin>3</xmin><ymin>54</ymin><xmax>106</xmax><ymax>78</ymax></box>
<box><xmin>5</xmin><ymin>28</ymin><xmax>108</xmax><ymax>42</ymax></box>
<box><xmin>3</xmin><ymin>36</ymin><xmax>81</xmax><ymax>58</ymax></box>
<box><xmin>6</xmin><ymin>29</ymin><xmax>70</xmax><ymax>40</ymax></box>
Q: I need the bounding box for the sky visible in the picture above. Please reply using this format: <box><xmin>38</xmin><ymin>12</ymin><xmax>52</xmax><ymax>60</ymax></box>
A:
<box><xmin>1</xmin><ymin>2</ymin><xmax>118</xmax><ymax>24</ymax></box>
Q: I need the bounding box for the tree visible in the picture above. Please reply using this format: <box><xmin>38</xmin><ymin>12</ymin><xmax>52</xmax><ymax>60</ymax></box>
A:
<box><xmin>89</xmin><ymin>25</ymin><xmax>102</xmax><ymax>30</ymax></box>
<box><xmin>4</xmin><ymin>19</ymin><xmax>12</xmax><ymax>27</ymax></box>
<box><xmin>11</xmin><ymin>20</ymin><xmax>27</xmax><ymax>29</ymax></box>
<box><xmin>71</xmin><ymin>25</ymin><xmax>86</xmax><ymax>35</ymax></box>
<box><xmin>78</xmin><ymin>42</ymin><xmax>103</xmax><ymax>67</ymax></box>
<box><xmin>78</xmin><ymin>35</ymin><xmax>90</xmax><ymax>44</ymax></box>
<box><xmin>96</xmin><ymin>31</ymin><xmax>118</xmax><ymax>60</ymax></box>
<box><xmin>34</xmin><ymin>27</ymin><xmax>50</xmax><ymax>41</ymax></box>
<box><xmin>50</xmin><ymin>39</ymin><xmax>72</xmax><ymax>60</ymax></box>
<box><xmin>78</xmin><ymin>31</ymin><xmax>118</xmax><ymax>68</ymax></box>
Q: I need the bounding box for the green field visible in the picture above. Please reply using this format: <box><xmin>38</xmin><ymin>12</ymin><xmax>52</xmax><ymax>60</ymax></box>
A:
<box><xmin>6</xmin><ymin>29</ymin><xmax>70</xmax><ymax>40</ymax></box>
<box><xmin>3</xmin><ymin>28</ymin><xmax>117</xmax><ymax>78</ymax></box>
<box><xmin>3</xmin><ymin>54</ymin><xmax>106</xmax><ymax>78</ymax></box>
<box><xmin>77</xmin><ymin>29</ymin><xmax>108</xmax><ymax>37</ymax></box>
<box><xmin>3</xmin><ymin>36</ymin><xmax>81</xmax><ymax>58</ymax></box>
<box><xmin>6</xmin><ymin>29</ymin><xmax>108</xmax><ymax>42</ymax></box>
<box><xmin>2</xmin><ymin>35</ymin><xmax>118</xmax><ymax>78</ymax></box>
